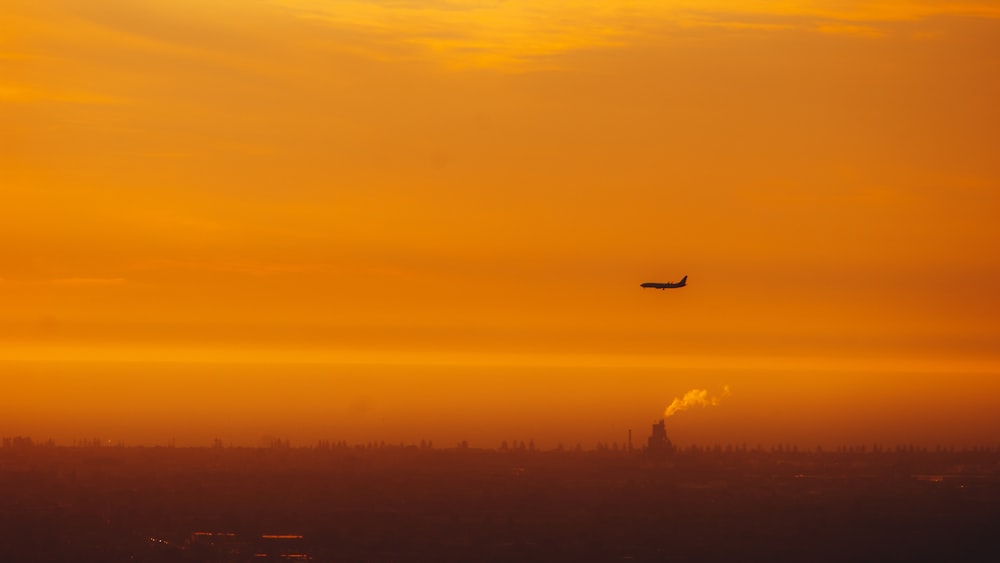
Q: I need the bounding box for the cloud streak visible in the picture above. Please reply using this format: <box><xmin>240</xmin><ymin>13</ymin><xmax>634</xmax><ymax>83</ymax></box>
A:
<box><xmin>47</xmin><ymin>277</ymin><xmax>127</xmax><ymax>286</ymax></box>
<box><xmin>270</xmin><ymin>0</ymin><xmax>1000</xmax><ymax>68</ymax></box>
<box><xmin>0</xmin><ymin>84</ymin><xmax>128</xmax><ymax>105</ymax></box>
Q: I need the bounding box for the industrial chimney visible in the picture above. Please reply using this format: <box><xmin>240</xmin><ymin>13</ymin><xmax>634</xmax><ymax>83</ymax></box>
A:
<box><xmin>647</xmin><ymin>419</ymin><xmax>674</xmax><ymax>454</ymax></box>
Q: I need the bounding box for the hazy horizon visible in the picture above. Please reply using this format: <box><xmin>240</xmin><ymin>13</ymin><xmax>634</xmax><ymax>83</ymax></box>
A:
<box><xmin>5</xmin><ymin>360</ymin><xmax>998</xmax><ymax>450</ymax></box>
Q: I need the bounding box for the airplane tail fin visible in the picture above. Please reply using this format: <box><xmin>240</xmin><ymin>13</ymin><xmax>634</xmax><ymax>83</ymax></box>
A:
<box><xmin>679</xmin><ymin>275</ymin><xmax>687</xmax><ymax>285</ymax></box>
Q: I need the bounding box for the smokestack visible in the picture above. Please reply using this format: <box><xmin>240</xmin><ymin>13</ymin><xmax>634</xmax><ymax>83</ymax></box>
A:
<box><xmin>647</xmin><ymin>419</ymin><xmax>673</xmax><ymax>455</ymax></box>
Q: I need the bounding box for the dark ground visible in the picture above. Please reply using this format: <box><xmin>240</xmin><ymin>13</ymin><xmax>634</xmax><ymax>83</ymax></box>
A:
<box><xmin>1</xmin><ymin>444</ymin><xmax>997</xmax><ymax>562</ymax></box>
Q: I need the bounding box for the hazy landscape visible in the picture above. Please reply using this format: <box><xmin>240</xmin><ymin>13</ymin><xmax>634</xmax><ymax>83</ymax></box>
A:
<box><xmin>4</xmin><ymin>1</ymin><xmax>999</xmax><ymax>561</ymax></box>
<box><xmin>3</xmin><ymin>437</ymin><xmax>999</xmax><ymax>562</ymax></box>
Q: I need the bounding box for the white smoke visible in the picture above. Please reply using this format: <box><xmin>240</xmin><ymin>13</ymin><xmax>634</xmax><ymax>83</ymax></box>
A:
<box><xmin>663</xmin><ymin>385</ymin><xmax>731</xmax><ymax>418</ymax></box>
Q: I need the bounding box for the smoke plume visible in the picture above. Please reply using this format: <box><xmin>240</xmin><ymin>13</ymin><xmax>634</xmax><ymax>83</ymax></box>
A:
<box><xmin>663</xmin><ymin>385</ymin><xmax>731</xmax><ymax>418</ymax></box>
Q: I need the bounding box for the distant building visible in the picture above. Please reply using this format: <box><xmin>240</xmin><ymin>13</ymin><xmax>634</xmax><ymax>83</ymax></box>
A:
<box><xmin>2</xmin><ymin>436</ymin><xmax>35</xmax><ymax>449</ymax></box>
<box><xmin>256</xmin><ymin>534</ymin><xmax>311</xmax><ymax>559</ymax></box>
<box><xmin>188</xmin><ymin>531</ymin><xmax>244</xmax><ymax>560</ymax></box>
<box><xmin>647</xmin><ymin>420</ymin><xmax>674</xmax><ymax>455</ymax></box>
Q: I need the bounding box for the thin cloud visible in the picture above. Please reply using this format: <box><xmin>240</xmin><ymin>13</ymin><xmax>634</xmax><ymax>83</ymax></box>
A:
<box><xmin>270</xmin><ymin>0</ymin><xmax>1000</xmax><ymax>69</ymax></box>
<box><xmin>47</xmin><ymin>277</ymin><xmax>128</xmax><ymax>286</ymax></box>
<box><xmin>0</xmin><ymin>84</ymin><xmax>128</xmax><ymax>105</ymax></box>
<box><xmin>131</xmin><ymin>259</ymin><xmax>324</xmax><ymax>277</ymax></box>
<box><xmin>271</xmin><ymin>0</ymin><xmax>633</xmax><ymax>69</ymax></box>
<box><xmin>817</xmin><ymin>23</ymin><xmax>885</xmax><ymax>38</ymax></box>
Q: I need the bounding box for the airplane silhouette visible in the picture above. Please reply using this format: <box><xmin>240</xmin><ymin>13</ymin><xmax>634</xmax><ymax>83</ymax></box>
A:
<box><xmin>640</xmin><ymin>275</ymin><xmax>687</xmax><ymax>290</ymax></box>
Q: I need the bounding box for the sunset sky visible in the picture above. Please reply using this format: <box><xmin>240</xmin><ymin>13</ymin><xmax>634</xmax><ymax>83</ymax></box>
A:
<box><xmin>3</xmin><ymin>0</ymin><xmax>999</xmax><ymax>448</ymax></box>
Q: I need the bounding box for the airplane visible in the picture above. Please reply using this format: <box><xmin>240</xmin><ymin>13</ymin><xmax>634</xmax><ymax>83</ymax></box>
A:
<box><xmin>640</xmin><ymin>275</ymin><xmax>687</xmax><ymax>290</ymax></box>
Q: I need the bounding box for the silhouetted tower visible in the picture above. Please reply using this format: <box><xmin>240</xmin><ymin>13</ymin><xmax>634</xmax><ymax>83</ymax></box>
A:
<box><xmin>647</xmin><ymin>419</ymin><xmax>674</xmax><ymax>454</ymax></box>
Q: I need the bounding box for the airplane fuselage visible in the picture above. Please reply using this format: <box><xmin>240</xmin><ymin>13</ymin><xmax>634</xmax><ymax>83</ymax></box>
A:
<box><xmin>640</xmin><ymin>275</ymin><xmax>687</xmax><ymax>290</ymax></box>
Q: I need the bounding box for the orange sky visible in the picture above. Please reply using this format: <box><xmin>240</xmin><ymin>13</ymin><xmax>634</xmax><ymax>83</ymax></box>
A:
<box><xmin>2</xmin><ymin>0</ymin><xmax>999</xmax><ymax>448</ymax></box>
